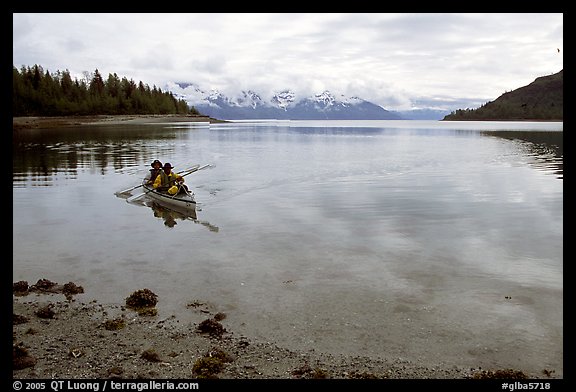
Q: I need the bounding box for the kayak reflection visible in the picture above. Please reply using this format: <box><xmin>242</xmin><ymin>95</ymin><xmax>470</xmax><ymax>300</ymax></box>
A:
<box><xmin>116</xmin><ymin>183</ymin><xmax>219</xmax><ymax>231</ymax></box>
<box><xmin>147</xmin><ymin>201</ymin><xmax>219</xmax><ymax>232</ymax></box>
<box><xmin>149</xmin><ymin>201</ymin><xmax>194</xmax><ymax>228</ymax></box>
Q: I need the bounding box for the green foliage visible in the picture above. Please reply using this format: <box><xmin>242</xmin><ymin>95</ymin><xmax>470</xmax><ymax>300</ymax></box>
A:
<box><xmin>444</xmin><ymin>70</ymin><xmax>563</xmax><ymax>121</ymax></box>
<box><xmin>13</xmin><ymin>64</ymin><xmax>200</xmax><ymax>117</ymax></box>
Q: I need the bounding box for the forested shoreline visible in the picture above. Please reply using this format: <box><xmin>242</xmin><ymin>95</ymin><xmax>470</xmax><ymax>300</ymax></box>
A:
<box><xmin>443</xmin><ymin>70</ymin><xmax>563</xmax><ymax>121</ymax></box>
<box><xmin>13</xmin><ymin>65</ymin><xmax>199</xmax><ymax>117</ymax></box>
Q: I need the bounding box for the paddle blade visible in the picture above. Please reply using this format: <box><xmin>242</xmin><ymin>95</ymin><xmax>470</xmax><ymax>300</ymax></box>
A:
<box><xmin>178</xmin><ymin>164</ymin><xmax>200</xmax><ymax>174</ymax></box>
<box><xmin>126</xmin><ymin>192</ymin><xmax>147</xmax><ymax>203</ymax></box>
<box><xmin>116</xmin><ymin>183</ymin><xmax>144</xmax><ymax>194</ymax></box>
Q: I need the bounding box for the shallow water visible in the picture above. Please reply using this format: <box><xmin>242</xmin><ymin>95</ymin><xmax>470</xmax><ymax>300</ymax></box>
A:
<box><xmin>13</xmin><ymin>120</ymin><xmax>563</xmax><ymax>374</ymax></box>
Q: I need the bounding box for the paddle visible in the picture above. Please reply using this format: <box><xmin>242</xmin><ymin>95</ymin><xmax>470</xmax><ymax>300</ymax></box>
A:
<box><xmin>115</xmin><ymin>183</ymin><xmax>145</xmax><ymax>195</ymax></box>
<box><xmin>116</xmin><ymin>164</ymin><xmax>201</xmax><ymax>195</ymax></box>
<box><xmin>126</xmin><ymin>164</ymin><xmax>211</xmax><ymax>203</ymax></box>
<box><xmin>125</xmin><ymin>189</ymin><xmax>152</xmax><ymax>203</ymax></box>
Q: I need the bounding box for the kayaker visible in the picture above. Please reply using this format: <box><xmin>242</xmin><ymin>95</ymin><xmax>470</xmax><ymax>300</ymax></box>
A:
<box><xmin>153</xmin><ymin>162</ymin><xmax>189</xmax><ymax>195</ymax></box>
<box><xmin>145</xmin><ymin>160</ymin><xmax>163</xmax><ymax>185</ymax></box>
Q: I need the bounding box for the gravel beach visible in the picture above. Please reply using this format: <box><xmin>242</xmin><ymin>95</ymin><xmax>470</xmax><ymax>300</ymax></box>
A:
<box><xmin>12</xmin><ymin>280</ymin><xmax>560</xmax><ymax>382</ymax></box>
<box><xmin>12</xmin><ymin>292</ymin><xmax>462</xmax><ymax>379</ymax></box>
<box><xmin>12</xmin><ymin>114</ymin><xmax>225</xmax><ymax>131</ymax></box>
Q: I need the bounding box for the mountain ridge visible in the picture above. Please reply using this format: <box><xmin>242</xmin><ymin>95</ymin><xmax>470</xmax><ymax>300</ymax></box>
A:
<box><xmin>165</xmin><ymin>83</ymin><xmax>406</xmax><ymax>120</ymax></box>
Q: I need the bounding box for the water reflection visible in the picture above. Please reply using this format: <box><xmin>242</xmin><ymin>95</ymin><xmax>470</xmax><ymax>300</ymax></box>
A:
<box><xmin>147</xmin><ymin>201</ymin><xmax>219</xmax><ymax>231</ymax></box>
<box><xmin>12</xmin><ymin>125</ymin><xmax>196</xmax><ymax>186</ymax></box>
<box><xmin>481</xmin><ymin>131</ymin><xmax>563</xmax><ymax>179</ymax></box>
<box><xmin>119</xmin><ymin>191</ymin><xmax>219</xmax><ymax>232</ymax></box>
<box><xmin>13</xmin><ymin>123</ymin><xmax>563</xmax><ymax>187</ymax></box>
<box><xmin>148</xmin><ymin>201</ymin><xmax>196</xmax><ymax>228</ymax></box>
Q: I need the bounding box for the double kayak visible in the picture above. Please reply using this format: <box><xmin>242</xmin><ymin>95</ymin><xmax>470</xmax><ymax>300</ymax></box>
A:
<box><xmin>141</xmin><ymin>183</ymin><xmax>196</xmax><ymax>210</ymax></box>
<box><xmin>121</xmin><ymin>164</ymin><xmax>211</xmax><ymax>212</ymax></box>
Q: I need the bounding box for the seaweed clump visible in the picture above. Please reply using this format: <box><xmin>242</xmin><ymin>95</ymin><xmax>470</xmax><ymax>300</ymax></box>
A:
<box><xmin>13</xmin><ymin>313</ymin><xmax>29</xmax><ymax>325</ymax></box>
<box><xmin>348</xmin><ymin>370</ymin><xmax>386</xmax><ymax>379</ymax></box>
<box><xmin>141</xmin><ymin>348</ymin><xmax>162</xmax><ymax>362</ymax></box>
<box><xmin>34</xmin><ymin>304</ymin><xmax>56</xmax><ymax>319</ymax></box>
<box><xmin>62</xmin><ymin>282</ymin><xmax>84</xmax><ymax>300</ymax></box>
<box><xmin>103</xmin><ymin>317</ymin><xmax>126</xmax><ymax>331</ymax></box>
<box><xmin>192</xmin><ymin>348</ymin><xmax>233</xmax><ymax>378</ymax></box>
<box><xmin>31</xmin><ymin>278</ymin><xmax>58</xmax><ymax>292</ymax></box>
<box><xmin>13</xmin><ymin>279</ymin><xmax>84</xmax><ymax>300</ymax></box>
<box><xmin>13</xmin><ymin>281</ymin><xmax>29</xmax><ymax>295</ymax></box>
<box><xmin>291</xmin><ymin>362</ymin><xmax>330</xmax><ymax>379</ymax></box>
<box><xmin>125</xmin><ymin>289</ymin><xmax>158</xmax><ymax>316</ymax></box>
<box><xmin>13</xmin><ymin>344</ymin><xmax>36</xmax><ymax>370</ymax></box>
<box><xmin>196</xmin><ymin>318</ymin><xmax>227</xmax><ymax>338</ymax></box>
<box><xmin>192</xmin><ymin>356</ymin><xmax>224</xmax><ymax>378</ymax></box>
<box><xmin>213</xmin><ymin>312</ymin><xmax>227</xmax><ymax>321</ymax></box>
<box><xmin>471</xmin><ymin>369</ymin><xmax>528</xmax><ymax>379</ymax></box>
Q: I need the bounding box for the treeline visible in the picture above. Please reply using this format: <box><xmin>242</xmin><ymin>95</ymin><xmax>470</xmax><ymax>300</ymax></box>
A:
<box><xmin>443</xmin><ymin>102</ymin><xmax>562</xmax><ymax>121</ymax></box>
<box><xmin>443</xmin><ymin>70</ymin><xmax>563</xmax><ymax>121</ymax></box>
<box><xmin>13</xmin><ymin>64</ymin><xmax>200</xmax><ymax>117</ymax></box>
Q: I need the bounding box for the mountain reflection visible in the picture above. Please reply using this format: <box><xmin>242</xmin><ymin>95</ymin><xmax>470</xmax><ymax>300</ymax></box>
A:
<box><xmin>481</xmin><ymin>130</ymin><xmax>563</xmax><ymax>179</ymax></box>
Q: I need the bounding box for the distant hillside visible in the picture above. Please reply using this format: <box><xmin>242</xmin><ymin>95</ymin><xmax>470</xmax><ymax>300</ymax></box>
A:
<box><xmin>443</xmin><ymin>70</ymin><xmax>563</xmax><ymax>121</ymax></box>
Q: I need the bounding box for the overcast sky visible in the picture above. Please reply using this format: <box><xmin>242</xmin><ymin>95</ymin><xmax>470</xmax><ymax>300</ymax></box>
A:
<box><xmin>13</xmin><ymin>13</ymin><xmax>563</xmax><ymax>111</ymax></box>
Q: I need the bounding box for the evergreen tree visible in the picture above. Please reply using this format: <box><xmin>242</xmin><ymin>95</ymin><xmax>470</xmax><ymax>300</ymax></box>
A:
<box><xmin>12</xmin><ymin>64</ymin><xmax>197</xmax><ymax>117</ymax></box>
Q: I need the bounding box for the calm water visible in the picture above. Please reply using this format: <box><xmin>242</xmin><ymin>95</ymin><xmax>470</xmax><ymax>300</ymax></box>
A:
<box><xmin>13</xmin><ymin>120</ymin><xmax>563</xmax><ymax>373</ymax></box>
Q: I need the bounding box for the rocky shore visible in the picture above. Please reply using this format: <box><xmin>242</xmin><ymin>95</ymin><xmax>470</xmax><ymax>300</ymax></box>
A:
<box><xmin>12</xmin><ymin>280</ymin><xmax>559</xmax><ymax>383</ymax></box>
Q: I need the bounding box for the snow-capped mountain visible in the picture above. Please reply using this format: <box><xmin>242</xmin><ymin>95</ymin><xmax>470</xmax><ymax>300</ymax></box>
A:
<box><xmin>166</xmin><ymin>82</ymin><xmax>402</xmax><ymax>120</ymax></box>
<box><xmin>271</xmin><ymin>90</ymin><xmax>296</xmax><ymax>111</ymax></box>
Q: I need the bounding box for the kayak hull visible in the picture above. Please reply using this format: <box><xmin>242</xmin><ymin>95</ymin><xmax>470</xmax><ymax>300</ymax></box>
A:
<box><xmin>142</xmin><ymin>183</ymin><xmax>196</xmax><ymax>210</ymax></box>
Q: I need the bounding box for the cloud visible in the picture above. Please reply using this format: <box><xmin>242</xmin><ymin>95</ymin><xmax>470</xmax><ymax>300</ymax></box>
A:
<box><xmin>13</xmin><ymin>13</ymin><xmax>562</xmax><ymax>111</ymax></box>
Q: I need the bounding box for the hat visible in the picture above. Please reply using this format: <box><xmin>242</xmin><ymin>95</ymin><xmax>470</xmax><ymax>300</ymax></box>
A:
<box><xmin>151</xmin><ymin>160</ymin><xmax>162</xmax><ymax>167</ymax></box>
<box><xmin>163</xmin><ymin>163</ymin><xmax>174</xmax><ymax>169</ymax></box>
